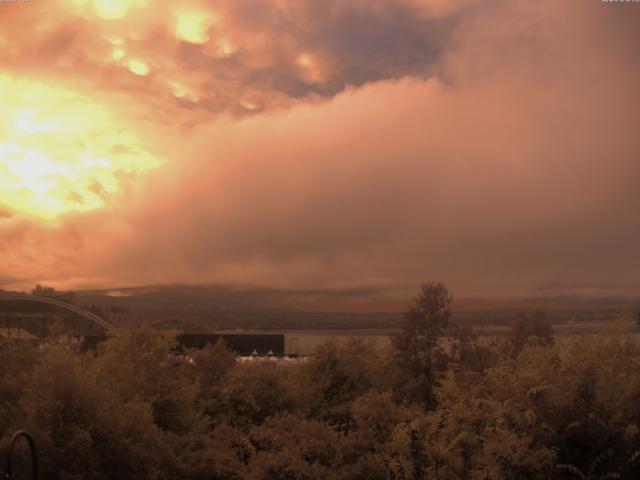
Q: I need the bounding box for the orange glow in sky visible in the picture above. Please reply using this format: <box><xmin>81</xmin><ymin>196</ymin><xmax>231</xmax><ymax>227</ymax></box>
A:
<box><xmin>69</xmin><ymin>0</ymin><xmax>149</xmax><ymax>20</ymax></box>
<box><xmin>0</xmin><ymin>75</ymin><xmax>162</xmax><ymax>220</ymax></box>
<box><xmin>128</xmin><ymin>58</ymin><xmax>150</xmax><ymax>76</ymax></box>
<box><xmin>0</xmin><ymin>0</ymin><xmax>638</xmax><ymax>294</ymax></box>
<box><xmin>175</xmin><ymin>10</ymin><xmax>219</xmax><ymax>44</ymax></box>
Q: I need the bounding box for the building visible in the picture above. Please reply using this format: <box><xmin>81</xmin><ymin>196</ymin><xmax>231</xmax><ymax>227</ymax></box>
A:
<box><xmin>176</xmin><ymin>333</ymin><xmax>286</xmax><ymax>356</ymax></box>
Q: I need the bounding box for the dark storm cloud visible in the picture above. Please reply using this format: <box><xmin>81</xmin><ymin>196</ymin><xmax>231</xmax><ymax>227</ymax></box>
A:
<box><xmin>0</xmin><ymin>0</ymin><xmax>464</xmax><ymax>120</ymax></box>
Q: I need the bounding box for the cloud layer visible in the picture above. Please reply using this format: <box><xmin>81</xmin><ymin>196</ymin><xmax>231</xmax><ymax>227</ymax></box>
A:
<box><xmin>1</xmin><ymin>0</ymin><xmax>639</xmax><ymax>296</ymax></box>
<box><xmin>0</xmin><ymin>0</ymin><xmax>466</xmax><ymax>120</ymax></box>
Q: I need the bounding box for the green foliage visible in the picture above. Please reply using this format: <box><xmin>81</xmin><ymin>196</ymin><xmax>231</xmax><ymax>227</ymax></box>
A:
<box><xmin>31</xmin><ymin>284</ymin><xmax>58</xmax><ymax>298</ymax></box>
<box><xmin>248</xmin><ymin>415</ymin><xmax>339</xmax><ymax>480</ymax></box>
<box><xmin>2</xmin><ymin>296</ymin><xmax>640</xmax><ymax>479</ymax></box>
<box><xmin>392</xmin><ymin>282</ymin><xmax>453</xmax><ymax>409</ymax></box>
<box><xmin>0</xmin><ymin>340</ymin><xmax>37</xmax><ymax>431</ymax></box>
<box><xmin>195</xmin><ymin>338</ymin><xmax>236</xmax><ymax>385</ymax></box>
<box><xmin>294</xmin><ymin>338</ymin><xmax>382</xmax><ymax>434</ymax></box>
<box><xmin>510</xmin><ymin>309</ymin><xmax>553</xmax><ymax>356</ymax></box>
<box><xmin>21</xmin><ymin>346</ymin><xmax>169</xmax><ymax>479</ymax></box>
<box><xmin>31</xmin><ymin>284</ymin><xmax>75</xmax><ymax>304</ymax></box>
<box><xmin>93</xmin><ymin>324</ymin><xmax>207</xmax><ymax>435</ymax></box>
<box><xmin>171</xmin><ymin>425</ymin><xmax>250</xmax><ymax>480</ymax></box>
<box><xmin>220</xmin><ymin>363</ymin><xmax>293</xmax><ymax>429</ymax></box>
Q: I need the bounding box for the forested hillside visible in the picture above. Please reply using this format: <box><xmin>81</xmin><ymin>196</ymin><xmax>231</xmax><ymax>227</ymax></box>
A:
<box><xmin>73</xmin><ymin>284</ymin><xmax>640</xmax><ymax>331</ymax></box>
<box><xmin>1</xmin><ymin>284</ymin><xmax>639</xmax><ymax>479</ymax></box>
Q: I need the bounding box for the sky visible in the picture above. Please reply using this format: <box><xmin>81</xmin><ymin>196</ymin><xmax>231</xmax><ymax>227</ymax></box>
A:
<box><xmin>0</xmin><ymin>0</ymin><xmax>639</xmax><ymax>296</ymax></box>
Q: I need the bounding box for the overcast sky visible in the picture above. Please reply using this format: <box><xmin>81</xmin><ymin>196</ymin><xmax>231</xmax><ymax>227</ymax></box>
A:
<box><xmin>0</xmin><ymin>0</ymin><xmax>639</xmax><ymax>296</ymax></box>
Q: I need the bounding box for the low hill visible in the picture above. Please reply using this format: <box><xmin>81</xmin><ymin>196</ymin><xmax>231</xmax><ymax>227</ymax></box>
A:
<box><xmin>70</xmin><ymin>284</ymin><xmax>640</xmax><ymax>331</ymax></box>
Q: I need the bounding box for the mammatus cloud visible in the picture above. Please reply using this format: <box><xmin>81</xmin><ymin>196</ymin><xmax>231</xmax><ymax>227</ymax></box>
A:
<box><xmin>0</xmin><ymin>0</ymin><xmax>466</xmax><ymax>120</ymax></box>
<box><xmin>1</xmin><ymin>0</ymin><xmax>639</xmax><ymax>295</ymax></box>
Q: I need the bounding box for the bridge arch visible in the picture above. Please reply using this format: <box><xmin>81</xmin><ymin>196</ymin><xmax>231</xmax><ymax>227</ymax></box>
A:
<box><xmin>0</xmin><ymin>292</ymin><xmax>115</xmax><ymax>333</ymax></box>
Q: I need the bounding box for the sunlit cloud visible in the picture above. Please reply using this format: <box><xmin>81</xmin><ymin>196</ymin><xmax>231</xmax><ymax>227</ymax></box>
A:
<box><xmin>216</xmin><ymin>37</ymin><xmax>235</xmax><ymax>57</ymax></box>
<box><xmin>111</xmin><ymin>48</ymin><xmax>126</xmax><ymax>61</ymax></box>
<box><xmin>238</xmin><ymin>97</ymin><xmax>261</xmax><ymax>112</ymax></box>
<box><xmin>0</xmin><ymin>75</ymin><xmax>163</xmax><ymax>220</ymax></box>
<box><xmin>296</xmin><ymin>54</ymin><xmax>313</xmax><ymax>69</ymax></box>
<box><xmin>127</xmin><ymin>58</ymin><xmax>149</xmax><ymax>76</ymax></box>
<box><xmin>69</xmin><ymin>0</ymin><xmax>149</xmax><ymax>20</ymax></box>
<box><xmin>0</xmin><ymin>0</ymin><xmax>638</xmax><ymax>296</ymax></box>
<box><xmin>295</xmin><ymin>53</ymin><xmax>326</xmax><ymax>84</ymax></box>
<box><xmin>175</xmin><ymin>10</ymin><xmax>219</xmax><ymax>44</ymax></box>
<box><xmin>1</xmin><ymin>0</ymin><xmax>457</xmax><ymax>122</ymax></box>
<box><xmin>168</xmin><ymin>79</ymin><xmax>199</xmax><ymax>102</ymax></box>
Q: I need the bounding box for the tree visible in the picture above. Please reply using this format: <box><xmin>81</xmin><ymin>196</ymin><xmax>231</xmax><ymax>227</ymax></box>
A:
<box><xmin>193</xmin><ymin>339</ymin><xmax>238</xmax><ymax>426</ymax></box>
<box><xmin>93</xmin><ymin>324</ymin><xmax>207</xmax><ymax>435</ymax></box>
<box><xmin>392</xmin><ymin>282</ymin><xmax>453</xmax><ymax>409</ymax></box>
<box><xmin>351</xmin><ymin>391</ymin><xmax>412</xmax><ymax>446</ymax></box>
<box><xmin>510</xmin><ymin>310</ymin><xmax>553</xmax><ymax>356</ymax></box>
<box><xmin>449</xmin><ymin>324</ymin><xmax>497</xmax><ymax>373</ymax></box>
<box><xmin>32</xmin><ymin>284</ymin><xmax>75</xmax><ymax>304</ymax></box>
<box><xmin>172</xmin><ymin>425</ymin><xmax>250</xmax><ymax>480</ymax></box>
<box><xmin>195</xmin><ymin>338</ymin><xmax>237</xmax><ymax>385</ymax></box>
<box><xmin>220</xmin><ymin>363</ymin><xmax>293</xmax><ymax>429</ymax></box>
<box><xmin>247</xmin><ymin>415</ymin><xmax>339</xmax><ymax>480</ymax></box>
<box><xmin>294</xmin><ymin>338</ymin><xmax>380</xmax><ymax>435</ymax></box>
<box><xmin>21</xmin><ymin>346</ymin><xmax>171</xmax><ymax>480</ymax></box>
<box><xmin>31</xmin><ymin>284</ymin><xmax>56</xmax><ymax>297</ymax></box>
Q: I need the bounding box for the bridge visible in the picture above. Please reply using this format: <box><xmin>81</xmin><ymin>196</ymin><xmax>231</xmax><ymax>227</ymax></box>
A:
<box><xmin>0</xmin><ymin>292</ymin><xmax>115</xmax><ymax>333</ymax></box>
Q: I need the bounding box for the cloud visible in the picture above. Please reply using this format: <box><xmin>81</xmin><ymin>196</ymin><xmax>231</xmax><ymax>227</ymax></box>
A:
<box><xmin>0</xmin><ymin>73</ymin><xmax>165</xmax><ymax>220</ymax></box>
<box><xmin>1</xmin><ymin>0</ymin><xmax>639</xmax><ymax>296</ymax></box>
<box><xmin>0</xmin><ymin>0</ymin><xmax>465</xmax><ymax>122</ymax></box>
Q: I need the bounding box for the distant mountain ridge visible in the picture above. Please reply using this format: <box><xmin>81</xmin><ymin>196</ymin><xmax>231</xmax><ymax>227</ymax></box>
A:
<box><xmin>67</xmin><ymin>284</ymin><xmax>640</xmax><ymax>331</ymax></box>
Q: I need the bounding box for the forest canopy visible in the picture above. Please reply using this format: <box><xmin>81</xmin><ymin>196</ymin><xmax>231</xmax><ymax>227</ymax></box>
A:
<box><xmin>0</xmin><ymin>283</ymin><xmax>639</xmax><ymax>479</ymax></box>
